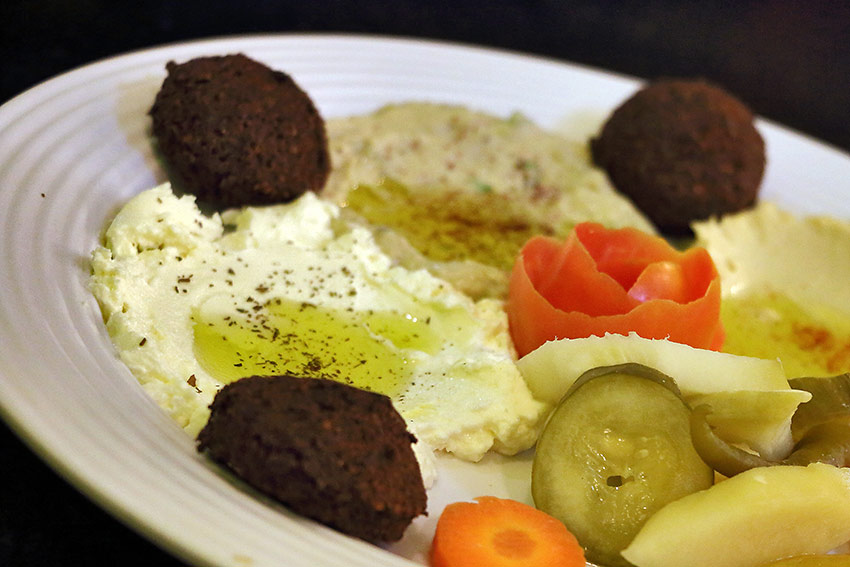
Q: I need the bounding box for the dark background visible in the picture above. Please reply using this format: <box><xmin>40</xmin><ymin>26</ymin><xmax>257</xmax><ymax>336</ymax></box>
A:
<box><xmin>1</xmin><ymin>1</ymin><xmax>848</xmax><ymax>565</ymax></box>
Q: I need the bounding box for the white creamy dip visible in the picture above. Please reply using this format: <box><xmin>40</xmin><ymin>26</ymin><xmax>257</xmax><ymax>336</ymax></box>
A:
<box><xmin>90</xmin><ymin>185</ymin><xmax>548</xmax><ymax>474</ymax></box>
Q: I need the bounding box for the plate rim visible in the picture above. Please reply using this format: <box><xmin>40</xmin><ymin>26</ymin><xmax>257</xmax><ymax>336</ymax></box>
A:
<box><xmin>1</xmin><ymin>31</ymin><xmax>849</xmax><ymax>567</ymax></box>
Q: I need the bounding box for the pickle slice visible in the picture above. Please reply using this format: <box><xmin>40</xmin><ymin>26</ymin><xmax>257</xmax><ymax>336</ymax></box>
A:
<box><xmin>789</xmin><ymin>373</ymin><xmax>850</xmax><ymax>440</ymax></box>
<box><xmin>690</xmin><ymin>404</ymin><xmax>773</xmax><ymax>477</ymax></box>
<box><xmin>691</xmin><ymin>403</ymin><xmax>850</xmax><ymax>476</ymax></box>
<box><xmin>690</xmin><ymin>373</ymin><xmax>850</xmax><ymax>477</ymax></box>
<box><xmin>532</xmin><ymin>363</ymin><xmax>713</xmax><ymax>567</ymax></box>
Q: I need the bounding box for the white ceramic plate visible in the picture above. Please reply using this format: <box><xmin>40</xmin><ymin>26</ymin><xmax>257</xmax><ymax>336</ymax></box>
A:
<box><xmin>1</xmin><ymin>34</ymin><xmax>849</xmax><ymax>567</ymax></box>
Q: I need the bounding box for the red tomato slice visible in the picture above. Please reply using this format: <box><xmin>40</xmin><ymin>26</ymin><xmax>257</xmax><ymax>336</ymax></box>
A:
<box><xmin>508</xmin><ymin>223</ymin><xmax>724</xmax><ymax>357</ymax></box>
<box><xmin>628</xmin><ymin>261</ymin><xmax>687</xmax><ymax>303</ymax></box>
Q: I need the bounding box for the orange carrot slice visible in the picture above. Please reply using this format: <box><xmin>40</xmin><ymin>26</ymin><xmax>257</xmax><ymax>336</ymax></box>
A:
<box><xmin>430</xmin><ymin>496</ymin><xmax>586</xmax><ymax>567</ymax></box>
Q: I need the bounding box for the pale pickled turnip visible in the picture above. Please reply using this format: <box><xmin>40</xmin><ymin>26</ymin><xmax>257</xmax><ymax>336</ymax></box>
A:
<box><xmin>621</xmin><ymin>463</ymin><xmax>850</xmax><ymax>567</ymax></box>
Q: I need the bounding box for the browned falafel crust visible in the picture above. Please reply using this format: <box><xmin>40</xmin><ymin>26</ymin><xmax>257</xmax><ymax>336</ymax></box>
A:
<box><xmin>149</xmin><ymin>53</ymin><xmax>330</xmax><ymax>208</ymax></box>
<box><xmin>591</xmin><ymin>79</ymin><xmax>765</xmax><ymax>233</ymax></box>
<box><xmin>197</xmin><ymin>374</ymin><xmax>427</xmax><ymax>543</ymax></box>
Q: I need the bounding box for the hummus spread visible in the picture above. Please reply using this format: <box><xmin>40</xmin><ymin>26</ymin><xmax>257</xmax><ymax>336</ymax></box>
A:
<box><xmin>324</xmin><ymin>103</ymin><xmax>654</xmax><ymax>298</ymax></box>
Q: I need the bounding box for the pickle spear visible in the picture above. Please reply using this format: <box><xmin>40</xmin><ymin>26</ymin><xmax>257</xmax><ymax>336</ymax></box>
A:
<box><xmin>532</xmin><ymin>363</ymin><xmax>713</xmax><ymax>567</ymax></box>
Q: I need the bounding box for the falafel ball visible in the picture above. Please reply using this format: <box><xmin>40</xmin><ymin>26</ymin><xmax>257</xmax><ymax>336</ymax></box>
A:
<box><xmin>591</xmin><ymin>79</ymin><xmax>765</xmax><ymax>233</ymax></box>
<box><xmin>197</xmin><ymin>374</ymin><xmax>427</xmax><ymax>543</ymax></box>
<box><xmin>149</xmin><ymin>53</ymin><xmax>330</xmax><ymax>208</ymax></box>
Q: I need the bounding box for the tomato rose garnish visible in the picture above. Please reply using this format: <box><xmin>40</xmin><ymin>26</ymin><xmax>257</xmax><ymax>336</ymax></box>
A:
<box><xmin>507</xmin><ymin>222</ymin><xmax>724</xmax><ymax>357</ymax></box>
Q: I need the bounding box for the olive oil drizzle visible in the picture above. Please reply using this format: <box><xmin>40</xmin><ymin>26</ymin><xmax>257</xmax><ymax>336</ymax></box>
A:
<box><xmin>343</xmin><ymin>179</ymin><xmax>557</xmax><ymax>271</ymax></box>
<box><xmin>192</xmin><ymin>294</ymin><xmax>477</xmax><ymax>399</ymax></box>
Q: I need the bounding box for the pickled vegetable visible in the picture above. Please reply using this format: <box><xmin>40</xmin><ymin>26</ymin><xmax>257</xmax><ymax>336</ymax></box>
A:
<box><xmin>690</xmin><ymin>404</ymin><xmax>773</xmax><ymax>477</ymax></box>
<box><xmin>518</xmin><ymin>333</ymin><xmax>789</xmax><ymax>404</ymax></box>
<box><xmin>621</xmin><ymin>463</ymin><xmax>850</xmax><ymax>567</ymax></box>
<box><xmin>691</xmin><ymin>404</ymin><xmax>850</xmax><ymax>477</ymax></box>
<box><xmin>784</xmin><ymin>421</ymin><xmax>850</xmax><ymax>467</ymax></box>
<box><xmin>518</xmin><ymin>333</ymin><xmax>809</xmax><ymax>459</ymax></box>
<box><xmin>687</xmin><ymin>389</ymin><xmax>808</xmax><ymax>461</ymax></box>
<box><xmin>532</xmin><ymin>363</ymin><xmax>713</xmax><ymax>567</ymax></box>
<box><xmin>789</xmin><ymin>373</ymin><xmax>850</xmax><ymax>440</ymax></box>
<box><xmin>690</xmin><ymin>373</ymin><xmax>850</xmax><ymax>476</ymax></box>
<box><xmin>762</xmin><ymin>556</ymin><xmax>850</xmax><ymax>567</ymax></box>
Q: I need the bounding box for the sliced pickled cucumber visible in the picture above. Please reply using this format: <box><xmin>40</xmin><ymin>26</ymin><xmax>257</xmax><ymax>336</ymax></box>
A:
<box><xmin>532</xmin><ymin>363</ymin><xmax>713</xmax><ymax>567</ymax></box>
<box><xmin>691</xmin><ymin>405</ymin><xmax>850</xmax><ymax>477</ymax></box>
<box><xmin>690</xmin><ymin>404</ymin><xmax>774</xmax><ymax>477</ymax></box>
<box><xmin>690</xmin><ymin>373</ymin><xmax>850</xmax><ymax>477</ymax></box>
<box><xmin>784</xmin><ymin>421</ymin><xmax>850</xmax><ymax>467</ymax></box>
<box><xmin>789</xmin><ymin>373</ymin><xmax>850</xmax><ymax>440</ymax></box>
<box><xmin>687</xmin><ymin>389</ymin><xmax>809</xmax><ymax>461</ymax></box>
